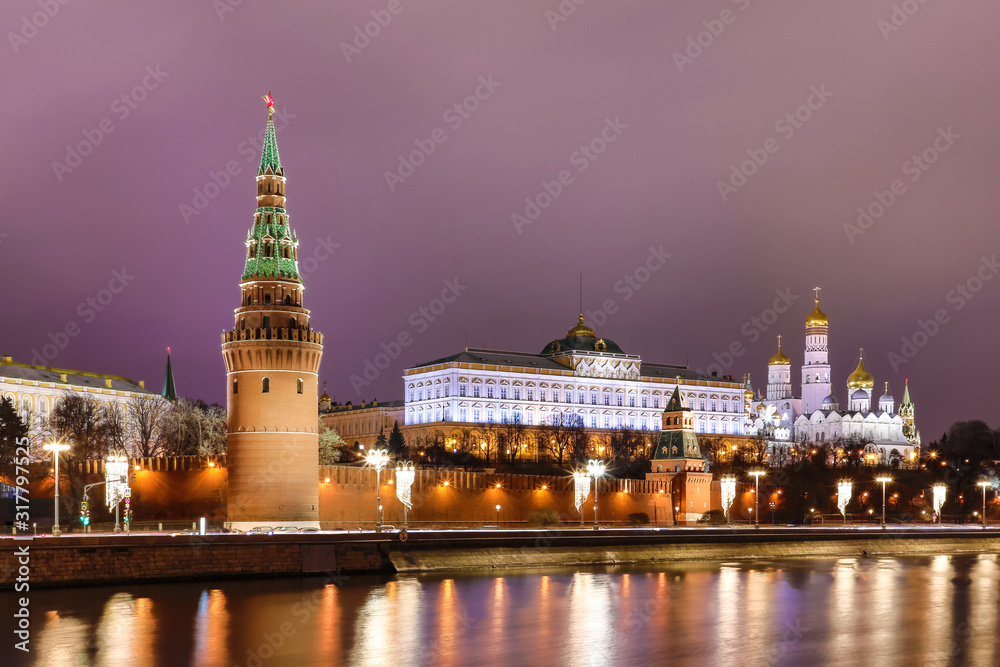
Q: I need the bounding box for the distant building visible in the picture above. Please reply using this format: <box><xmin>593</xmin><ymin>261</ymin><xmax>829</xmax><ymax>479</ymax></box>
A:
<box><xmin>0</xmin><ymin>355</ymin><xmax>152</xmax><ymax>448</ymax></box>
<box><xmin>396</xmin><ymin>311</ymin><xmax>749</xmax><ymax>457</ymax></box>
<box><xmin>321</xmin><ymin>397</ymin><xmax>404</xmax><ymax>450</ymax></box>
<box><xmin>748</xmin><ymin>289</ymin><xmax>920</xmax><ymax>465</ymax></box>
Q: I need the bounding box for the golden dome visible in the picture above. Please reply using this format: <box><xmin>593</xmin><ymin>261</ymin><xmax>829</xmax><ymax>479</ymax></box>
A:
<box><xmin>805</xmin><ymin>297</ymin><xmax>828</xmax><ymax>328</ymax></box>
<box><xmin>846</xmin><ymin>349</ymin><xmax>874</xmax><ymax>390</ymax></box>
<box><xmin>768</xmin><ymin>335</ymin><xmax>790</xmax><ymax>365</ymax></box>
<box><xmin>320</xmin><ymin>381</ymin><xmax>331</xmax><ymax>403</ymax></box>
<box><xmin>566</xmin><ymin>313</ymin><xmax>596</xmax><ymax>338</ymax></box>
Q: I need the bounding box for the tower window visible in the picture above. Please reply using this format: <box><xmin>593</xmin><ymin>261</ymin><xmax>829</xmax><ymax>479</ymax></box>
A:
<box><xmin>247</xmin><ymin>295</ymin><xmax>252</xmax><ymax>305</ymax></box>
<box><xmin>233</xmin><ymin>379</ymin><xmax>238</xmax><ymax>395</ymax></box>
<box><xmin>262</xmin><ymin>377</ymin><xmax>270</xmax><ymax>393</ymax></box>
<box><xmin>290</xmin><ymin>317</ymin><xmax>297</xmax><ymax>329</ymax></box>
<box><xmin>284</xmin><ymin>294</ymin><xmax>291</xmax><ymax>305</ymax></box>
<box><xmin>297</xmin><ymin>378</ymin><xmax>303</xmax><ymax>394</ymax></box>
<box><xmin>264</xmin><ymin>293</ymin><xmax>271</xmax><ymax>305</ymax></box>
<box><xmin>263</xmin><ymin>316</ymin><xmax>270</xmax><ymax>329</ymax></box>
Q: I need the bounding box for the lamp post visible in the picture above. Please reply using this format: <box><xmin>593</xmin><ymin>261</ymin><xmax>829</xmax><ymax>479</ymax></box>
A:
<box><xmin>394</xmin><ymin>461</ymin><xmax>415</xmax><ymax>529</ymax></box>
<box><xmin>932</xmin><ymin>483</ymin><xmax>947</xmax><ymax>523</ymax></box>
<box><xmin>586</xmin><ymin>459</ymin><xmax>606</xmax><ymax>530</ymax></box>
<box><xmin>977</xmin><ymin>481</ymin><xmax>990</xmax><ymax>528</ymax></box>
<box><xmin>837</xmin><ymin>481</ymin><xmax>853</xmax><ymax>525</ymax></box>
<box><xmin>366</xmin><ymin>448</ymin><xmax>390</xmax><ymax>532</ymax></box>
<box><xmin>720</xmin><ymin>476</ymin><xmax>737</xmax><ymax>527</ymax></box>
<box><xmin>43</xmin><ymin>441</ymin><xmax>71</xmax><ymax>537</ymax></box>
<box><xmin>749</xmin><ymin>470</ymin><xmax>766</xmax><ymax>529</ymax></box>
<box><xmin>876</xmin><ymin>477</ymin><xmax>892</xmax><ymax>529</ymax></box>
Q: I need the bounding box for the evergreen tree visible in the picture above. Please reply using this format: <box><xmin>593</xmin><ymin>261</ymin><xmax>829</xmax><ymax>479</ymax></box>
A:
<box><xmin>318</xmin><ymin>420</ymin><xmax>345</xmax><ymax>465</ymax></box>
<box><xmin>387</xmin><ymin>421</ymin><xmax>406</xmax><ymax>458</ymax></box>
<box><xmin>0</xmin><ymin>397</ymin><xmax>28</xmax><ymax>481</ymax></box>
<box><xmin>374</xmin><ymin>427</ymin><xmax>388</xmax><ymax>451</ymax></box>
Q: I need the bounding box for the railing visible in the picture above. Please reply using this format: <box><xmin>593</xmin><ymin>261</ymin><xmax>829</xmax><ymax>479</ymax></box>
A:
<box><xmin>222</xmin><ymin>328</ymin><xmax>323</xmax><ymax>344</ymax></box>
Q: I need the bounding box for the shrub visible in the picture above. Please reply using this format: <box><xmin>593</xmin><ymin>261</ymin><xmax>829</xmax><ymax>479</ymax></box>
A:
<box><xmin>627</xmin><ymin>512</ymin><xmax>650</xmax><ymax>525</ymax></box>
<box><xmin>698</xmin><ymin>509</ymin><xmax>727</xmax><ymax>525</ymax></box>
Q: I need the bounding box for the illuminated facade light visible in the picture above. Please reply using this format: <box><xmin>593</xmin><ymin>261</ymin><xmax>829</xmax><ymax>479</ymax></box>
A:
<box><xmin>837</xmin><ymin>481</ymin><xmax>852</xmax><ymax>521</ymax></box>
<box><xmin>720</xmin><ymin>476</ymin><xmax>737</xmax><ymax>525</ymax></box>
<box><xmin>395</xmin><ymin>461</ymin><xmax>416</xmax><ymax>529</ymax></box>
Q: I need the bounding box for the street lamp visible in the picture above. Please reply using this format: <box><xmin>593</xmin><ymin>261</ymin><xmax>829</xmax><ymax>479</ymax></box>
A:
<box><xmin>586</xmin><ymin>459</ymin><xmax>606</xmax><ymax>530</ymax></box>
<box><xmin>394</xmin><ymin>461</ymin><xmax>415</xmax><ymax>529</ymax></box>
<box><xmin>932</xmin><ymin>483</ymin><xmax>947</xmax><ymax>523</ymax></box>
<box><xmin>720</xmin><ymin>476</ymin><xmax>737</xmax><ymax>526</ymax></box>
<box><xmin>977</xmin><ymin>481</ymin><xmax>990</xmax><ymax>528</ymax></box>
<box><xmin>749</xmin><ymin>470</ymin><xmax>766</xmax><ymax>529</ymax></box>
<box><xmin>43</xmin><ymin>441</ymin><xmax>71</xmax><ymax>537</ymax></box>
<box><xmin>366</xmin><ymin>448</ymin><xmax>390</xmax><ymax>532</ymax></box>
<box><xmin>837</xmin><ymin>481</ymin><xmax>853</xmax><ymax>525</ymax></box>
<box><xmin>496</xmin><ymin>504</ymin><xmax>501</xmax><ymax>527</ymax></box>
<box><xmin>876</xmin><ymin>477</ymin><xmax>892</xmax><ymax>528</ymax></box>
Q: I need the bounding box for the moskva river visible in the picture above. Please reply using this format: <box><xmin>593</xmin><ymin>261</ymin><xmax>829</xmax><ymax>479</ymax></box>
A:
<box><xmin>5</xmin><ymin>554</ymin><xmax>999</xmax><ymax>666</ymax></box>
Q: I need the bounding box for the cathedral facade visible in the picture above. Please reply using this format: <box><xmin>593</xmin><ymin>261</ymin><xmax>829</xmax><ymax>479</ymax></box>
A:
<box><xmin>749</xmin><ymin>290</ymin><xmax>920</xmax><ymax>465</ymax></box>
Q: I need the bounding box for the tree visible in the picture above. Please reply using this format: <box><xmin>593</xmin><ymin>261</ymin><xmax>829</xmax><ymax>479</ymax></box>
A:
<box><xmin>51</xmin><ymin>395</ymin><xmax>105</xmax><ymax>460</ymax></box>
<box><xmin>158</xmin><ymin>399</ymin><xmax>226</xmax><ymax>456</ymax></box>
<box><xmin>499</xmin><ymin>414</ymin><xmax>528</xmax><ymax>462</ymax></box>
<box><xmin>540</xmin><ymin>420</ymin><xmax>571</xmax><ymax>466</ymax></box>
<box><xmin>387</xmin><ymin>421</ymin><xmax>406</xmax><ymax>459</ymax></box>
<box><xmin>0</xmin><ymin>397</ymin><xmax>28</xmax><ymax>481</ymax></box>
<box><xmin>129</xmin><ymin>394</ymin><xmax>166</xmax><ymax>457</ymax></box>
<box><xmin>319</xmin><ymin>420</ymin><xmax>345</xmax><ymax>465</ymax></box>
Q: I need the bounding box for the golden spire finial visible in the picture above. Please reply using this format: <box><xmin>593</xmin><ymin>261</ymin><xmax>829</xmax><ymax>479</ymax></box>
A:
<box><xmin>262</xmin><ymin>91</ymin><xmax>274</xmax><ymax>121</ymax></box>
<box><xmin>777</xmin><ymin>334</ymin><xmax>782</xmax><ymax>351</ymax></box>
<box><xmin>814</xmin><ymin>286</ymin><xmax>821</xmax><ymax>304</ymax></box>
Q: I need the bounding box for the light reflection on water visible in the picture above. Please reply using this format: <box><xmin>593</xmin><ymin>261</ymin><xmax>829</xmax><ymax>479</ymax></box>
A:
<box><xmin>8</xmin><ymin>554</ymin><xmax>1000</xmax><ymax>667</ymax></box>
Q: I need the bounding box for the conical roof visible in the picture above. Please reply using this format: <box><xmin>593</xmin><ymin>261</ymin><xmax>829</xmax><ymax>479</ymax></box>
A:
<box><xmin>162</xmin><ymin>348</ymin><xmax>177</xmax><ymax>402</ymax></box>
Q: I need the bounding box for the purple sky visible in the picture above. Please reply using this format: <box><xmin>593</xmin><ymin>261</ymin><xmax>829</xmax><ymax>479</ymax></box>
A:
<box><xmin>5</xmin><ymin>1</ymin><xmax>1000</xmax><ymax>440</ymax></box>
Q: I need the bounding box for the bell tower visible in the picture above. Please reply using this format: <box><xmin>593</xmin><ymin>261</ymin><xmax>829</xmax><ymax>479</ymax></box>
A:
<box><xmin>222</xmin><ymin>93</ymin><xmax>324</xmax><ymax>529</ymax></box>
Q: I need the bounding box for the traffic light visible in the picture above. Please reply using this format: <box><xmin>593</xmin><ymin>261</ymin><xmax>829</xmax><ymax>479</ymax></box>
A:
<box><xmin>80</xmin><ymin>501</ymin><xmax>89</xmax><ymax>525</ymax></box>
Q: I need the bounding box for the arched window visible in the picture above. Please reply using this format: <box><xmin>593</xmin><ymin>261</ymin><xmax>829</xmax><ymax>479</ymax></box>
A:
<box><xmin>284</xmin><ymin>294</ymin><xmax>291</xmax><ymax>305</ymax></box>
<box><xmin>297</xmin><ymin>378</ymin><xmax>303</xmax><ymax>394</ymax></box>
<box><xmin>289</xmin><ymin>317</ymin><xmax>297</xmax><ymax>329</ymax></box>
<box><xmin>264</xmin><ymin>293</ymin><xmax>271</xmax><ymax>305</ymax></box>
<box><xmin>262</xmin><ymin>377</ymin><xmax>270</xmax><ymax>393</ymax></box>
<box><xmin>233</xmin><ymin>378</ymin><xmax>238</xmax><ymax>394</ymax></box>
<box><xmin>263</xmin><ymin>316</ymin><xmax>270</xmax><ymax>329</ymax></box>
<box><xmin>247</xmin><ymin>295</ymin><xmax>252</xmax><ymax>305</ymax></box>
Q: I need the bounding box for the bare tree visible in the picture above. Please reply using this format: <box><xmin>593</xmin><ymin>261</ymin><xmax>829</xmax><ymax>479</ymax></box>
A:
<box><xmin>128</xmin><ymin>394</ymin><xmax>166</xmax><ymax>458</ymax></box>
<box><xmin>539</xmin><ymin>419</ymin><xmax>572</xmax><ymax>466</ymax></box>
<box><xmin>499</xmin><ymin>414</ymin><xmax>528</xmax><ymax>462</ymax></box>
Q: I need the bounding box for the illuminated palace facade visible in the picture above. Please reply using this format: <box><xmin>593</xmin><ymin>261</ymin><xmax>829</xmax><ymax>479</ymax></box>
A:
<box><xmin>747</xmin><ymin>290</ymin><xmax>920</xmax><ymax>465</ymax></box>
<box><xmin>0</xmin><ymin>355</ymin><xmax>154</xmax><ymax>451</ymax></box>
<box><xmin>400</xmin><ymin>314</ymin><xmax>750</xmax><ymax>455</ymax></box>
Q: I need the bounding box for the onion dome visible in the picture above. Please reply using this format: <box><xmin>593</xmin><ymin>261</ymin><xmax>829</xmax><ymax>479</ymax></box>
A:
<box><xmin>879</xmin><ymin>382</ymin><xmax>893</xmax><ymax>403</ymax></box>
<box><xmin>822</xmin><ymin>394</ymin><xmax>838</xmax><ymax>407</ymax></box>
<box><xmin>768</xmin><ymin>335</ymin><xmax>790</xmax><ymax>365</ymax></box>
<box><xmin>805</xmin><ymin>297</ymin><xmax>829</xmax><ymax>328</ymax></box>
<box><xmin>846</xmin><ymin>349</ymin><xmax>874</xmax><ymax>390</ymax></box>
<box><xmin>320</xmin><ymin>380</ymin><xmax>331</xmax><ymax>403</ymax></box>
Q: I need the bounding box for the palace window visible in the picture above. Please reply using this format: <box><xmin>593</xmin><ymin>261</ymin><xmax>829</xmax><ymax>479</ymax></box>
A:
<box><xmin>473</xmin><ymin>385</ymin><xmax>481</xmax><ymax>398</ymax></box>
<box><xmin>459</xmin><ymin>384</ymin><xmax>467</xmax><ymax>397</ymax></box>
<box><xmin>641</xmin><ymin>395</ymin><xmax>648</xmax><ymax>408</ymax></box>
<box><xmin>445</xmin><ymin>385</ymin><xmax>450</xmax><ymax>397</ymax></box>
<box><xmin>629</xmin><ymin>395</ymin><xmax>635</xmax><ymax>408</ymax></box>
<box><xmin>500</xmin><ymin>386</ymin><xmax>508</xmax><ymax>399</ymax></box>
<box><xmin>591</xmin><ymin>391</ymin><xmax>598</xmax><ymax>405</ymax></box>
<box><xmin>604</xmin><ymin>392</ymin><xmax>611</xmax><ymax>406</ymax></box>
<box><xmin>699</xmin><ymin>398</ymin><xmax>706</xmax><ymax>410</ymax></box>
<box><xmin>408</xmin><ymin>387</ymin><xmax>414</xmax><ymax>401</ymax></box>
<box><xmin>711</xmin><ymin>399</ymin><xmax>717</xmax><ymax>411</ymax></box>
<box><xmin>487</xmin><ymin>409</ymin><xmax>494</xmax><ymax>423</ymax></box>
<box><xmin>552</xmin><ymin>413</ymin><xmax>560</xmax><ymax>426</ymax></box>
<box><xmin>616</xmin><ymin>415</ymin><xmax>624</xmax><ymax>428</ymax></box>
<box><xmin>527</xmin><ymin>388</ymin><xmax>534</xmax><ymax>401</ymax></box>
<box><xmin>653</xmin><ymin>395</ymin><xmax>660</xmax><ymax>409</ymax></box>
<box><xmin>604</xmin><ymin>415</ymin><xmax>611</xmax><ymax>429</ymax></box>
<box><xmin>487</xmin><ymin>385</ymin><xmax>494</xmax><ymax>399</ymax></box>
<box><xmin>641</xmin><ymin>416</ymin><xmax>648</xmax><ymax>430</ymax></box>
<box><xmin>617</xmin><ymin>394</ymin><xmax>623</xmax><ymax>407</ymax></box>
<box><xmin>553</xmin><ymin>389</ymin><xmax>560</xmax><ymax>402</ymax></box>
<box><xmin>590</xmin><ymin>415</ymin><xmax>597</xmax><ymax>428</ymax></box>
<box><xmin>578</xmin><ymin>391</ymin><xmax>585</xmax><ymax>404</ymax></box>
<box><xmin>629</xmin><ymin>416</ymin><xmax>635</xmax><ymax>429</ymax></box>
<box><xmin>540</xmin><ymin>389</ymin><xmax>547</xmax><ymax>402</ymax></box>
<box><xmin>473</xmin><ymin>408</ymin><xmax>481</xmax><ymax>421</ymax></box>
<box><xmin>459</xmin><ymin>407</ymin><xmax>467</xmax><ymax>422</ymax></box>
<box><xmin>526</xmin><ymin>412</ymin><xmax>534</xmax><ymax>425</ymax></box>
<box><xmin>513</xmin><ymin>387</ymin><xmax>521</xmax><ymax>400</ymax></box>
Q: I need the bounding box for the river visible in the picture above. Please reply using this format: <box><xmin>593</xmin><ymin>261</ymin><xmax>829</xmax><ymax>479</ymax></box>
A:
<box><xmin>4</xmin><ymin>554</ymin><xmax>999</xmax><ymax>666</ymax></box>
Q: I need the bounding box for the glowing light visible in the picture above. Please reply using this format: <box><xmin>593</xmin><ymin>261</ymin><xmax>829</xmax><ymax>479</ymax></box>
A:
<box><xmin>720</xmin><ymin>476</ymin><xmax>737</xmax><ymax>522</ymax></box>
<box><xmin>837</xmin><ymin>481</ymin><xmax>853</xmax><ymax>520</ymax></box>
<box><xmin>395</xmin><ymin>462</ymin><xmax>415</xmax><ymax>511</ymax></box>
<box><xmin>573</xmin><ymin>472</ymin><xmax>591</xmax><ymax>513</ymax></box>
<box><xmin>105</xmin><ymin>454</ymin><xmax>129</xmax><ymax>509</ymax></box>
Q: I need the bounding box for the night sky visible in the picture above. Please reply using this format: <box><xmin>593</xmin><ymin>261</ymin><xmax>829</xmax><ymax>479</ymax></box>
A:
<box><xmin>6</xmin><ymin>1</ymin><xmax>1000</xmax><ymax>441</ymax></box>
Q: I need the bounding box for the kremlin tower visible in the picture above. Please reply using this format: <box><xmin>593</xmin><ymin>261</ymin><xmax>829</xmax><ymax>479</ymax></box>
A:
<box><xmin>221</xmin><ymin>94</ymin><xmax>324</xmax><ymax>529</ymax></box>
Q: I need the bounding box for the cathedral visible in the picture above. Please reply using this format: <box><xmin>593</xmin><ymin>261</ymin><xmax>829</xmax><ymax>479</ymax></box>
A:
<box><xmin>747</xmin><ymin>289</ymin><xmax>920</xmax><ymax>465</ymax></box>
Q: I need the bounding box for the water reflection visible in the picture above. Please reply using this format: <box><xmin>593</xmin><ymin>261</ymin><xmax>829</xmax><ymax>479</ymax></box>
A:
<box><xmin>13</xmin><ymin>554</ymin><xmax>1000</xmax><ymax>666</ymax></box>
<box><xmin>192</xmin><ymin>589</ymin><xmax>227</xmax><ymax>667</ymax></box>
